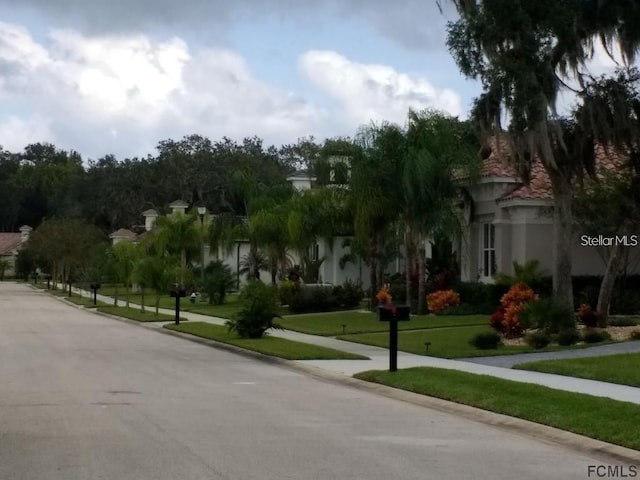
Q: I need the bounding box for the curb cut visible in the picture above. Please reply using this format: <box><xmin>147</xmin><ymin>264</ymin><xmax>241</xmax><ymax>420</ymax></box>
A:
<box><xmin>39</xmin><ymin>286</ymin><xmax>640</xmax><ymax>463</ymax></box>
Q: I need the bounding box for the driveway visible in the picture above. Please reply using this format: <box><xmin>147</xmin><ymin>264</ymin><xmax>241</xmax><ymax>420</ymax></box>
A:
<box><xmin>0</xmin><ymin>283</ymin><xmax>625</xmax><ymax>479</ymax></box>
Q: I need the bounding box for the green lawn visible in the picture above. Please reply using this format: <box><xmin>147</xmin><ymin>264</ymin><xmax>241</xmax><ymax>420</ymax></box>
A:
<box><xmin>164</xmin><ymin>322</ymin><xmax>369</xmax><ymax>360</ymax></box>
<box><xmin>515</xmin><ymin>353</ymin><xmax>640</xmax><ymax>388</ymax></box>
<box><xmin>355</xmin><ymin>367</ymin><xmax>640</xmax><ymax>451</ymax></box>
<box><xmin>338</xmin><ymin>325</ymin><xmax>560</xmax><ymax>358</ymax></box>
<box><xmin>64</xmin><ymin>296</ymin><xmax>109</xmax><ymax>308</ymax></box>
<box><xmin>278</xmin><ymin>312</ymin><xmax>488</xmax><ymax>336</ymax></box>
<box><xmin>97</xmin><ymin>305</ymin><xmax>186</xmax><ymax>323</ymax></box>
<box><xmin>93</xmin><ymin>288</ymin><xmax>245</xmax><ymax>319</ymax></box>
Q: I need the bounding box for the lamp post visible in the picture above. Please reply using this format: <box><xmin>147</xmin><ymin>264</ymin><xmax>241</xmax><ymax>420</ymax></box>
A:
<box><xmin>197</xmin><ymin>206</ymin><xmax>206</xmax><ymax>294</ymax></box>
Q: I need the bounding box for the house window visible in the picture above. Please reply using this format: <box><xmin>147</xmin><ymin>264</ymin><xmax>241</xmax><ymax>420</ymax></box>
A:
<box><xmin>481</xmin><ymin>223</ymin><xmax>496</xmax><ymax>278</ymax></box>
<box><xmin>310</xmin><ymin>242</ymin><xmax>320</xmax><ymax>261</ymax></box>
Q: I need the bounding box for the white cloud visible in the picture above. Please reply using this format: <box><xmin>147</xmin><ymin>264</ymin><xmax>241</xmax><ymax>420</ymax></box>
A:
<box><xmin>0</xmin><ymin>22</ymin><xmax>462</xmax><ymax>159</ymax></box>
<box><xmin>299</xmin><ymin>50</ymin><xmax>463</xmax><ymax>128</ymax></box>
<box><xmin>0</xmin><ymin>114</ymin><xmax>52</xmax><ymax>151</ymax></box>
<box><xmin>0</xmin><ymin>22</ymin><xmax>326</xmax><ymax>158</ymax></box>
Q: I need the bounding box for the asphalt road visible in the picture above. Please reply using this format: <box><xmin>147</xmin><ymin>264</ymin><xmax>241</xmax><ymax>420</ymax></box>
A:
<box><xmin>0</xmin><ymin>283</ymin><xmax>622</xmax><ymax>479</ymax></box>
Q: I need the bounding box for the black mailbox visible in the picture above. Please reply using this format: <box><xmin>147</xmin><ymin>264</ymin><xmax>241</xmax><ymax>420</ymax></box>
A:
<box><xmin>90</xmin><ymin>282</ymin><xmax>101</xmax><ymax>290</ymax></box>
<box><xmin>169</xmin><ymin>288</ymin><xmax>187</xmax><ymax>298</ymax></box>
<box><xmin>169</xmin><ymin>286</ymin><xmax>186</xmax><ymax>325</ymax></box>
<box><xmin>378</xmin><ymin>305</ymin><xmax>410</xmax><ymax>322</ymax></box>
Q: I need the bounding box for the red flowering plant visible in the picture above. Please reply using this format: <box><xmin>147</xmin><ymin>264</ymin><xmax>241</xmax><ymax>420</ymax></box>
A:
<box><xmin>426</xmin><ymin>290</ymin><xmax>461</xmax><ymax>314</ymax></box>
<box><xmin>489</xmin><ymin>282</ymin><xmax>538</xmax><ymax>338</ymax></box>
<box><xmin>376</xmin><ymin>286</ymin><xmax>392</xmax><ymax>306</ymax></box>
<box><xmin>576</xmin><ymin>304</ymin><xmax>602</xmax><ymax>328</ymax></box>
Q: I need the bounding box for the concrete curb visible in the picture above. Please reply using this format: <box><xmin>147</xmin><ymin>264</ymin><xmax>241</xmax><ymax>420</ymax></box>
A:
<box><xmin>40</xmin><ymin>286</ymin><xmax>640</xmax><ymax>463</ymax></box>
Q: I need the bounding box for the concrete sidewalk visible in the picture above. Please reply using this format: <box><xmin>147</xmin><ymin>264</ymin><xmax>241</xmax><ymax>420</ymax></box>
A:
<box><xmin>61</xmin><ymin>284</ymin><xmax>640</xmax><ymax>405</ymax></box>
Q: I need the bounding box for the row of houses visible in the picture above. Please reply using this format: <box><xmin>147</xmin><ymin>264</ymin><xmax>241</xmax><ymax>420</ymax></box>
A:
<box><xmin>3</xmin><ymin>146</ymin><xmax>637</xmax><ymax>283</ymax></box>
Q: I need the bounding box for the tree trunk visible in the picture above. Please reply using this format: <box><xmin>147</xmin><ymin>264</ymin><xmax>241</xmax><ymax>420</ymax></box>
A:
<box><xmin>597</xmin><ymin>222</ymin><xmax>632</xmax><ymax>326</ymax></box>
<box><xmin>155</xmin><ymin>295</ymin><xmax>160</xmax><ymax>317</ymax></box>
<box><xmin>405</xmin><ymin>225</ymin><xmax>413</xmax><ymax>312</ymax></box>
<box><xmin>375</xmin><ymin>231</ymin><xmax>384</xmax><ymax>293</ymax></box>
<box><xmin>140</xmin><ymin>287</ymin><xmax>145</xmax><ymax>313</ymax></box>
<box><xmin>369</xmin><ymin>238</ymin><xmax>378</xmax><ymax>310</ymax></box>
<box><xmin>549</xmin><ymin>172</ymin><xmax>574</xmax><ymax>307</ymax></box>
<box><xmin>125</xmin><ymin>284</ymin><xmax>130</xmax><ymax>309</ymax></box>
<box><xmin>114</xmin><ymin>284</ymin><xmax>119</xmax><ymax>306</ymax></box>
<box><xmin>417</xmin><ymin>240</ymin><xmax>426</xmax><ymax>315</ymax></box>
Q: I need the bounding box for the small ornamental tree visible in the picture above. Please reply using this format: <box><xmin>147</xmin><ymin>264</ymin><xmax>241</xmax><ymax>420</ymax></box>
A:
<box><xmin>426</xmin><ymin>290</ymin><xmax>461</xmax><ymax>314</ymax></box>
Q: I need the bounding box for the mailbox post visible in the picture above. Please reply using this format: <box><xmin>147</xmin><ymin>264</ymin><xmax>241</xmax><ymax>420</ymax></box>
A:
<box><xmin>169</xmin><ymin>285</ymin><xmax>187</xmax><ymax>325</ymax></box>
<box><xmin>90</xmin><ymin>283</ymin><xmax>101</xmax><ymax>306</ymax></box>
<box><xmin>377</xmin><ymin>305</ymin><xmax>410</xmax><ymax>372</ymax></box>
<box><xmin>67</xmin><ymin>279</ymin><xmax>73</xmax><ymax>297</ymax></box>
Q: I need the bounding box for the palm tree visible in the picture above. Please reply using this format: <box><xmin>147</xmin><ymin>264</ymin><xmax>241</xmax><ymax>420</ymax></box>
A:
<box><xmin>112</xmin><ymin>242</ymin><xmax>138</xmax><ymax>308</ymax></box>
<box><xmin>402</xmin><ymin>110</ymin><xmax>479</xmax><ymax>313</ymax></box>
<box><xmin>152</xmin><ymin>212</ymin><xmax>200</xmax><ymax>286</ymax></box>
<box><xmin>351</xmin><ymin>122</ymin><xmax>406</xmax><ymax>305</ymax></box>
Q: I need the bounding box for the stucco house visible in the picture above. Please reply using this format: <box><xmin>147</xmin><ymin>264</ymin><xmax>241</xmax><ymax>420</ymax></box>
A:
<box><xmin>459</xmin><ymin>141</ymin><xmax>640</xmax><ymax>283</ymax></box>
<box><xmin>0</xmin><ymin>225</ymin><xmax>32</xmax><ymax>278</ymax></box>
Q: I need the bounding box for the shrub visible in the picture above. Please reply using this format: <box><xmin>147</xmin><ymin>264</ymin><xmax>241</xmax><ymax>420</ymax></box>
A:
<box><xmin>524</xmin><ymin>331</ymin><xmax>552</xmax><ymax>349</ymax></box>
<box><xmin>278</xmin><ymin>280</ymin><xmax>298</xmax><ymax>305</ymax></box>
<box><xmin>376</xmin><ymin>286</ymin><xmax>392</xmax><ymax>306</ymax></box>
<box><xmin>502</xmin><ymin>303</ymin><xmax>525</xmax><ymax>337</ymax></box>
<box><xmin>609</xmin><ymin>317</ymin><xmax>639</xmax><ymax>327</ymax></box>
<box><xmin>582</xmin><ymin>329</ymin><xmax>612</xmax><ymax>344</ymax></box>
<box><xmin>576</xmin><ymin>303</ymin><xmax>602</xmax><ymax>328</ymax></box>
<box><xmin>556</xmin><ymin>328</ymin><xmax>581</xmax><ymax>346</ymax></box>
<box><xmin>426</xmin><ymin>290</ymin><xmax>461</xmax><ymax>314</ymax></box>
<box><xmin>631</xmin><ymin>331</ymin><xmax>640</xmax><ymax>341</ymax></box>
<box><xmin>469</xmin><ymin>332</ymin><xmax>502</xmax><ymax>350</ymax></box>
<box><xmin>491</xmin><ymin>282</ymin><xmax>539</xmax><ymax>338</ymax></box>
<box><xmin>489</xmin><ymin>309</ymin><xmax>505</xmax><ymax>333</ymax></box>
<box><xmin>520</xmin><ymin>297</ymin><xmax>575</xmax><ymax>334</ymax></box>
<box><xmin>334</xmin><ymin>280</ymin><xmax>364</xmax><ymax>309</ymax></box>
<box><xmin>611</xmin><ymin>290</ymin><xmax>640</xmax><ymax>315</ymax></box>
<box><xmin>226</xmin><ymin>281</ymin><xmax>282</xmax><ymax>338</ymax></box>
<box><xmin>287</xmin><ymin>286</ymin><xmax>339</xmax><ymax>313</ymax></box>
<box><xmin>200</xmin><ymin>260</ymin><xmax>235</xmax><ymax>305</ymax></box>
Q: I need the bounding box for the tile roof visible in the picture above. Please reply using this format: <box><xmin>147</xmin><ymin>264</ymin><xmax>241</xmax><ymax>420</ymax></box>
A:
<box><xmin>481</xmin><ymin>137</ymin><xmax>628</xmax><ymax>203</ymax></box>
<box><xmin>0</xmin><ymin>233</ymin><xmax>22</xmax><ymax>255</ymax></box>
<box><xmin>108</xmin><ymin>228</ymin><xmax>137</xmax><ymax>239</ymax></box>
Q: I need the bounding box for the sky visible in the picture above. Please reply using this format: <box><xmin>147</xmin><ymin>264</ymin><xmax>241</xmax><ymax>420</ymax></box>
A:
<box><xmin>0</xmin><ymin>1</ymin><xmax>624</xmax><ymax>161</ymax></box>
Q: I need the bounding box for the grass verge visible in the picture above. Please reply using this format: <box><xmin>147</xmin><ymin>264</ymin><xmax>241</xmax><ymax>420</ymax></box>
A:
<box><xmin>97</xmin><ymin>306</ymin><xmax>186</xmax><ymax>322</ymax></box>
<box><xmin>64</xmin><ymin>296</ymin><xmax>109</xmax><ymax>308</ymax></box>
<box><xmin>164</xmin><ymin>321</ymin><xmax>369</xmax><ymax>360</ymax></box>
<box><xmin>515</xmin><ymin>352</ymin><xmax>640</xmax><ymax>388</ymax></box>
<box><xmin>355</xmin><ymin>367</ymin><xmax>640</xmax><ymax>451</ymax></box>
<box><xmin>278</xmin><ymin>312</ymin><xmax>488</xmax><ymax>336</ymax></box>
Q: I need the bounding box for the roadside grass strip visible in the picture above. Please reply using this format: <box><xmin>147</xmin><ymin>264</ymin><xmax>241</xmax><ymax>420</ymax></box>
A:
<box><xmin>164</xmin><ymin>321</ymin><xmax>369</xmax><ymax>360</ymax></box>
<box><xmin>98</xmin><ymin>305</ymin><xmax>186</xmax><ymax>323</ymax></box>
<box><xmin>515</xmin><ymin>352</ymin><xmax>640</xmax><ymax>388</ymax></box>
<box><xmin>279</xmin><ymin>312</ymin><xmax>488</xmax><ymax>336</ymax></box>
<box><xmin>355</xmin><ymin>367</ymin><xmax>640</xmax><ymax>451</ymax></box>
<box><xmin>64</xmin><ymin>296</ymin><xmax>109</xmax><ymax>308</ymax></box>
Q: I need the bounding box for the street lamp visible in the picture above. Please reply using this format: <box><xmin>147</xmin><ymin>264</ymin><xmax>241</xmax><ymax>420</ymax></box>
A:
<box><xmin>197</xmin><ymin>206</ymin><xmax>207</xmax><ymax>293</ymax></box>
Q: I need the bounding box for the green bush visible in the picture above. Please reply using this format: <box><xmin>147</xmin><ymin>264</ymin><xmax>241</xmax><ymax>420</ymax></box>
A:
<box><xmin>520</xmin><ymin>298</ymin><xmax>575</xmax><ymax>334</ymax></box>
<box><xmin>226</xmin><ymin>281</ymin><xmax>282</xmax><ymax>338</ymax></box>
<box><xmin>278</xmin><ymin>280</ymin><xmax>299</xmax><ymax>305</ymax></box>
<box><xmin>333</xmin><ymin>280</ymin><xmax>364</xmax><ymax>309</ymax></box>
<box><xmin>582</xmin><ymin>329</ymin><xmax>612</xmax><ymax>344</ymax></box>
<box><xmin>524</xmin><ymin>331</ymin><xmax>552</xmax><ymax>349</ymax></box>
<box><xmin>469</xmin><ymin>332</ymin><xmax>502</xmax><ymax>350</ymax></box>
<box><xmin>556</xmin><ymin>328</ymin><xmax>581</xmax><ymax>346</ymax></box>
<box><xmin>609</xmin><ymin>317</ymin><xmax>639</xmax><ymax>327</ymax></box>
<box><xmin>200</xmin><ymin>260</ymin><xmax>235</xmax><ymax>305</ymax></box>
<box><xmin>611</xmin><ymin>290</ymin><xmax>640</xmax><ymax>315</ymax></box>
